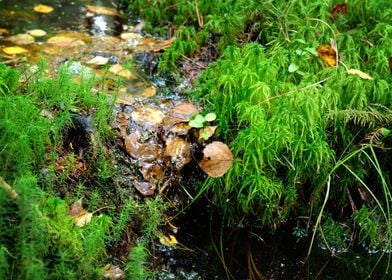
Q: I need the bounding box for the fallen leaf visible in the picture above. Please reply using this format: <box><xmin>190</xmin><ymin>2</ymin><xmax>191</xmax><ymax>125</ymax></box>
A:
<box><xmin>198</xmin><ymin>141</ymin><xmax>233</xmax><ymax>178</ymax></box>
<box><xmin>27</xmin><ymin>29</ymin><xmax>47</xmax><ymax>37</ymax></box>
<box><xmin>86</xmin><ymin>5</ymin><xmax>122</xmax><ymax>17</ymax></box>
<box><xmin>0</xmin><ymin>28</ymin><xmax>9</xmax><ymax>34</ymax></box>
<box><xmin>3</xmin><ymin>46</ymin><xmax>28</xmax><ymax>55</ymax></box>
<box><xmin>142</xmin><ymin>86</ymin><xmax>156</xmax><ymax>98</ymax></box>
<box><xmin>288</xmin><ymin>63</ymin><xmax>299</xmax><ymax>73</ymax></box>
<box><xmin>164</xmin><ymin>102</ymin><xmax>199</xmax><ymax>126</ymax></box>
<box><xmin>198</xmin><ymin>126</ymin><xmax>217</xmax><ymax>141</ymax></box>
<box><xmin>109</xmin><ymin>64</ymin><xmax>134</xmax><ymax>79</ymax></box>
<box><xmin>332</xmin><ymin>3</ymin><xmax>347</xmax><ymax>19</ymax></box>
<box><xmin>124</xmin><ymin>132</ymin><xmax>161</xmax><ymax>161</ymax></box>
<box><xmin>104</xmin><ymin>264</ymin><xmax>124</xmax><ymax>280</ymax></box>
<box><xmin>34</xmin><ymin>4</ymin><xmax>54</xmax><ymax>13</ymax></box>
<box><xmin>153</xmin><ymin>36</ymin><xmax>176</xmax><ymax>52</ymax></box>
<box><xmin>164</xmin><ymin>137</ymin><xmax>191</xmax><ymax>170</ymax></box>
<box><xmin>68</xmin><ymin>199</ymin><xmax>93</xmax><ymax>227</ymax></box>
<box><xmin>7</xmin><ymin>33</ymin><xmax>35</xmax><ymax>45</ymax></box>
<box><xmin>347</xmin><ymin>68</ymin><xmax>373</xmax><ymax>80</ymax></box>
<box><xmin>189</xmin><ymin>114</ymin><xmax>205</xmax><ymax>128</ymax></box>
<box><xmin>133</xmin><ymin>181</ymin><xmax>156</xmax><ymax>196</ymax></box>
<box><xmin>317</xmin><ymin>45</ymin><xmax>337</xmax><ymax>67</ymax></box>
<box><xmin>47</xmin><ymin>36</ymin><xmax>85</xmax><ymax>47</ymax></box>
<box><xmin>86</xmin><ymin>56</ymin><xmax>109</xmax><ymax>65</ymax></box>
<box><xmin>168</xmin><ymin>123</ymin><xmax>192</xmax><ymax>136</ymax></box>
<box><xmin>133</xmin><ymin>20</ymin><xmax>145</xmax><ymax>32</ymax></box>
<box><xmin>131</xmin><ymin>106</ymin><xmax>164</xmax><ymax>126</ymax></box>
<box><xmin>141</xmin><ymin>162</ymin><xmax>165</xmax><ymax>182</ymax></box>
<box><xmin>158</xmin><ymin>233</ymin><xmax>178</xmax><ymax>246</ymax></box>
<box><xmin>120</xmin><ymin>32</ymin><xmax>142</xmax><ymax>41</ymax></box>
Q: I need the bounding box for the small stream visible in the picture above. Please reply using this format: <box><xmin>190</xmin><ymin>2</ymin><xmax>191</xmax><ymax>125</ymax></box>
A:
<box><xmin>0</xmin><ymin>1</ymin><xmax>390</xmax><ymax>279</ymax></box>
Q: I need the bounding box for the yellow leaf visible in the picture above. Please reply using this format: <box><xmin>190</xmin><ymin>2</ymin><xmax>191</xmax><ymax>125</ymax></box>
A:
<box><xmin>27</xmin><ymin>29</ymin><xmax>47</xmax><ymax>37</ymax></box>
<box><xmin>347</xmin><ymin>68</ymin><xmax>373</xmax><ymax>80</ymax></box>
<box><xmin>109</xmin><ymin>64</ymin><xmax>134</xmax><ymax>79</ymax></box>
<box><xmin>317</xmin><ymin>44</ymin><xmax>337</xmax><ymax>67</ymax></box>
<box><xmin>86</xmin><ymin>5</ymin><xmax>122</xmax><ymax>17</ymax></box>
<box><xmin>3</xmin><ymin>46</ymin><xmax>28</xmax><ymax>55</ymax></box>
<box><xmin>158</xmin><ymin>234</ymin><xmax>178</xmax><ymax>246</ymax></box>
<box><xmin>68</xmin><ymin>199</ymin><xmax>93</xmax><ymax>227</ymax></box>
<box><xmin>47</xmin><ymin>36</ymin><xmax>85</xmax><ymax>47</ymax></box>
<box><xmin>131</xmin><ymin>106</ymin><xmax>164</xmax><ymax>126</ymax></box>
<box><xmin>0</xmin><ymin>28</ymin><xmax>9</xmax><ymax>34</ymax></box>
<box><xmin>34</xmin><ymin>4</ymin><xmax>54</xmax><ymax>14</ymax></box>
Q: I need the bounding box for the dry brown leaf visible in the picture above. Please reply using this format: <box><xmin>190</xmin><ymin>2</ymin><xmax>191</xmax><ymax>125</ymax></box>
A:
<box><xmin>109</xmin><ymin>64</ymin><xmax>134</xmax><ymax>79</ymax></box>
<box><xmin>3</xmin><ymin>46</ymin><xmax>28</xmax><ymax>55</ymax></box>
<box><xmin>198</xmin><ymin>141</ymin><xmax>233</xmax><ymax>178</ymax></box>
<box><xmin>163</xmin><ymin>102</ymin><xmax>199</xmax><ymax>126</ymax></box>
<box><xmin>131</xmin><ymin>106</ymin><xmax>164</xmax><ymax>126</ymax></box>
<box><xmin>68</xmin><ymin>199</ymin><xmax>93</xmax><ymax>227</ymax></box>
<box><xmin>27</xmin><ymin>29</ymin><xmax>47</xmax><ymax>37</ymax></box>
<box><xmin>133</xmin><ymin>181</ymin><xmax>156</xmax><ymax>196</ymax></box>
<box><xmin>317</xmin><ymin>45</ymin><xmax>337</xmax><ymax>67</ymax></box>
<box><xmin>47</xmin><ymin>36</ymin><xmax>85</xmax><ymax>47</ymax></box>
<box><xmin>347</xmin><ymin>68</ymin><xmax>373</xmax><ymax>80</ymax></box>
<box><xmin>153</xmin><ymin>36</ymin><xmax>176</xmax><ymax>52</ymax></box>
<box><xmin>34</xmin><ymin>4</ymin><xmax>54</xmax><ymax>14</ymax></box>
<box><xmin>168</xmin><ymin>123</ymin><xmax>192</xmax><ymax>136</ymax></box>
<box><xmin>164</xmin><ymin>137</ymin><xmax>191</xmax><ymax>170</ymax></box>
<box><xmin>332</xmin><ymin>3</ymin><xmax>347</xmax><ymax>19</ymax></box>
<box><xmin>0</xmin><ymin>28</ymin><xmax>9</xmax><ymax>34</ymax></box>
<box><xmin>86</xmin><ymin>5</ymin><xmax>122</xmax><ymax>17</ymax></box>
<box><xmin>7</xmin><ymin>33</ymin><xmax>35</xmax><ymax>45</ymax></box>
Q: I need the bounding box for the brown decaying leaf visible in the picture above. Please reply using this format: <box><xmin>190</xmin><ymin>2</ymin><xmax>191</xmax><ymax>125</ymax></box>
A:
<box><xmin>124</xmin><ymin>132</ymin><xmax>161</xmax><ymax>161</ymax></box>
<box><xmin>34</xmin><ymin>4</ymin><xmax>54</xmax><ymax>14</ymax></box>
<box><xmin>332</xmin><ymin>3</ymin><xmax>347</xmax><ymax>19</ymax></box>
<box><xmin>133</xmin><ymin>181</ymin><xmax>156</xmax><ymax>196</ymax></box>
<box><xmin>68</xmin><ymin>199</ymin><xmax>93</xmax><ymax>227</ymax></box>
<box><xmin>346</xmin><ymin>68</ymin><xmax>373</xmax><ymax>80</ymax></box>
<box><xmin>317</xmin><ymin>45</ymin><xmax>337</xmax><ymax>67</ymax></box>
<box><xmin>198</xmin><ymin>141</ymin><xmax>233</xmax><ymax>178</ymax></box>
<box><xmin>140</xmin><ymin>162</ymin><xmax>165</xmax><ymax>182</ymax></box>
<box><xmin>164</xmin><ymin>137</ymin><xmax>191</xmax><ymax>170</ymax></box>
<box><xmin>131</xmin><ymin>106</ymin><xmax>164</xmax><ymax>126</ymax></box>
<box><xmin>163</xmin><ymin>102</ymin><xmax>199</xmax><ymax>126</ymax></box>
<box><xmin>104</xmin><ymin>264</ymin><xmax>124</xmax><ymax>280</ymax></box>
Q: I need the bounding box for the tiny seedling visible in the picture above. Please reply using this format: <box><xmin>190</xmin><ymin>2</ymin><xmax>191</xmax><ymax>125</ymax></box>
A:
<box><xmin>188</xmin><ymin>112</ymin><xmax>216</xmax><ymax>128</ymax></box>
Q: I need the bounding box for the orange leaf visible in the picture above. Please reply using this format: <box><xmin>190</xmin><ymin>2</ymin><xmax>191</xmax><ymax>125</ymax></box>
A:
<box><xmin>317</xmin><ymin>45</ymin><xmax>337</xmax><ymax>67</ymax></box>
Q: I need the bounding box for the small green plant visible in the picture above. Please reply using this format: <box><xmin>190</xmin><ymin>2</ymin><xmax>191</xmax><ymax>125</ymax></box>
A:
<box><xmin>188</xmin><ymin>112</ymin><xmax>216</xmax><ymax>128</ymax></box>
